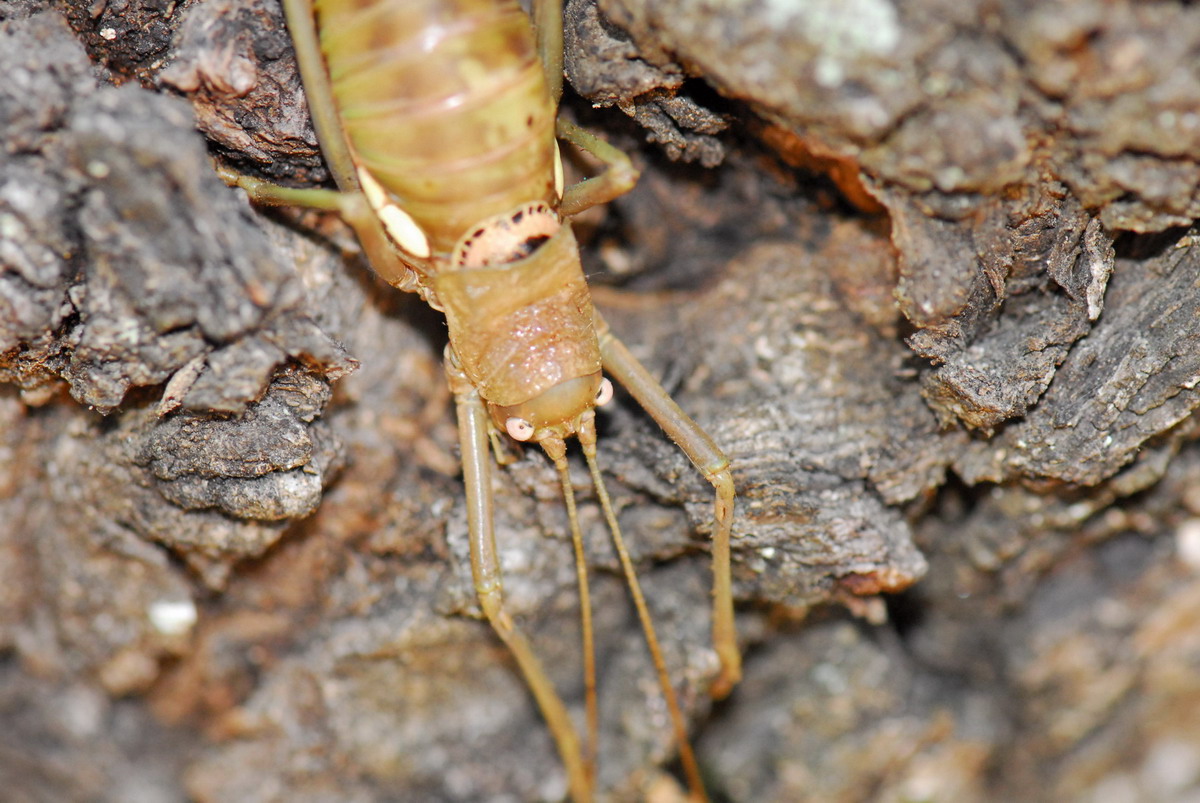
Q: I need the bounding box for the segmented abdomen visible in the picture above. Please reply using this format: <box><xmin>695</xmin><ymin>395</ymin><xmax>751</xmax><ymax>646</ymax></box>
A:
<box><xmin>315</xmin><ymin>0</ymin><xmax>558</xmax><ymax>256</ymax></box>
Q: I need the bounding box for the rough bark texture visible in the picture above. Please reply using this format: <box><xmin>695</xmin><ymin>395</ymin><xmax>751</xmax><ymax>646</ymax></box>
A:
<box><xmin>4</xmin><ymin>0</ymin><xmax>1200</xmax><ymax>801</ymax></box>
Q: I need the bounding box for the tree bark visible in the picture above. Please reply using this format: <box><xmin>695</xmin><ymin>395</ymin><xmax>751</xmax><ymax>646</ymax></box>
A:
<box><xmin>3</xmin><ymin>0</ymin><xmax>1200</xmax><ymax>800</ymax></box>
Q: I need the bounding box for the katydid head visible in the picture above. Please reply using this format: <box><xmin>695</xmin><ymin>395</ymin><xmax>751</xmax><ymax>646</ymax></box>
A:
<box><xmin>490</xmin><ymin>372</ymin><xmax>614</xmax><ymax>444</ymax></box>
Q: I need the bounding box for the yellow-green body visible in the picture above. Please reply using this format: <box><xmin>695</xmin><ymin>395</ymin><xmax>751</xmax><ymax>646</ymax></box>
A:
<box><xmin>433</xmin><ymin>226</ymin><xmax>598</xmax><ymax>407</ymax></box>
<box><xmin>313</xmin><ymin>0</ymin><xmax>595</xmax><ymax>409</ymax></box>
<box><xmin>316</xmin><ymin>0</ymin><xmax>559</xmax><ymax>260</ymax></box>
<box><xmin>237</xmin><ymin>1</ymin><xmax>739</xmax><ymax>798</ymax></box>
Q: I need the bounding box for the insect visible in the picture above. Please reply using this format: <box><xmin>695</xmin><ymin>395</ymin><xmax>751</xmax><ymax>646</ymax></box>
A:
<box><xmin>222</xmin><ymin>0</ymin><xmax>739</xmax><ymax>798</ymax></box>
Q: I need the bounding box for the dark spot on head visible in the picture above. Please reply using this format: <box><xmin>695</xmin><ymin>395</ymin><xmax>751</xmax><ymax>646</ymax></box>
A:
<box><xmin>512</xmin><ymin>210</ymin><xmax>524</xmax><ymax>224</ymax></box>
<box><xmin>474</xmin><ymin>228</ymin><xmax>485</xmax><ymax>238</ymax></box>
<box><xmin>526</xmin><ymin>115</ymin><xmax>534</xmax><ymax>128</ymax></box>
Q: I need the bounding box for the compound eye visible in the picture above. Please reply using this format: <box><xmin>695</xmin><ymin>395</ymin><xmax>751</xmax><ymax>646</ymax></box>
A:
<box><xmin>505</xmin><ymin>417</ymin><xmax>535</xmax><ymax>441</ymax></box>
<box><xmin>594</xmin><ymin>377</ymin><xmax>614</xmax><ymax>407</ymax></box>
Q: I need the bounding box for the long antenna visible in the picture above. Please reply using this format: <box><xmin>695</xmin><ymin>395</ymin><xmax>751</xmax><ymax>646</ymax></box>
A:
<box><xmin>542</xmin><ymin>437</ymin><xmax>599</xmax><ymax>787</ymax></box>
<box><xmin>578</xmin><ymin>417</ymin><xmax>708</xmax><ymax>802</ymax></box>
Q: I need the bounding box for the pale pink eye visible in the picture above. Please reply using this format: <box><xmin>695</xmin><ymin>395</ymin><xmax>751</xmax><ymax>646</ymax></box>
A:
<box><xmin>595</xmin><ymin>378</ymin><xmax>614</xmax><ymax>406</ymax></box>
<box><xmin>505</xmin><ymin>417</ymin><xmax>535</xmax><ymax>441</ymax></box>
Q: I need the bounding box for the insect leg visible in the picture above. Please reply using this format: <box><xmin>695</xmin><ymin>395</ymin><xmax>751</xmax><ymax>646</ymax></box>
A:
<box><xmin>219</xmin><ymin>166</ymin><xmax>417</xmax><ymax>290</ymax></box>
<box><xmin>229</xmin><ymin>0</ymin><xmax>415</xmax><ymax>290</ymax></box>
<box><xmin>281</xmin><ymin>0</ymin><xmax>359</xmax><ymax>192</ymax></box>
<box><xmin>531</xmin><ymin>0</ymin><xmax>565</xmax><ymax>106</ymax></box>
<box><xmin>557</xmin><ymin>119</ymin><xmax>641</xmax><ymax>218</ymax></box>
<box><xmin>532</xmin><ymin>0</ymin><xmax>637</xmax><ymax>214</ymax></box>
<box><xmin>217</xmin><ymin>166</ymin><xmax>346</xmax><ymax>211</ymax></box>
<box><xmin>594</xmin><ymin>313</ymin><xmax>742</xmax><ymax>699</ymax></box>
<box><xmin>447</xmin><ymin>354</ymin><xmax>593</xmax><ymax>803</ymax></box>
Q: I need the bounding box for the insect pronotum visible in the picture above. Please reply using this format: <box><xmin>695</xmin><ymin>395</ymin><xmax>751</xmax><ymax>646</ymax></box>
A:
<box><xmin>223</xmin><ymin>0</ymin><xmax>740</xmax><ymax>798</ymax></box>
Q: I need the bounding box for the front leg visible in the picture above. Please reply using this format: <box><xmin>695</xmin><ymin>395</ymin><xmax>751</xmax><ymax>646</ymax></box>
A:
<box><xmin>594</xmin><ymin>313</ymin><xmax>741</xmax><ymax>698</ymax></box>
<box><xmin>444</xmin><ymin>352</ymin><xmax>593</xmax><ymax>803</ymax></box>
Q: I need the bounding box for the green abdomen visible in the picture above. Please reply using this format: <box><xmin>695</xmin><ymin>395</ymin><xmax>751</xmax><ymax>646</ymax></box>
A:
<box><xmin>315</xmin><ymin>0</ymin><xmax>558</xmax><ymax>255</ymax></box>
